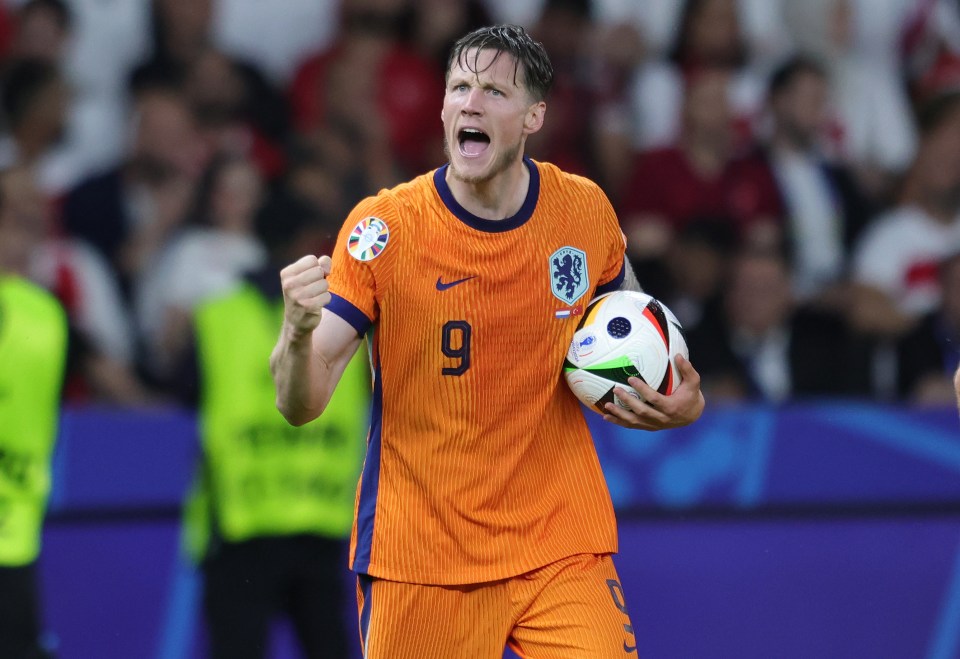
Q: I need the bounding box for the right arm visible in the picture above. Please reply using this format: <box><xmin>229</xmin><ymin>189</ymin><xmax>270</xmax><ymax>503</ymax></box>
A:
<box><xmin>270</xmin><ymin>254</ymin><xmax>362</xmax><ymax>426</ymax></box>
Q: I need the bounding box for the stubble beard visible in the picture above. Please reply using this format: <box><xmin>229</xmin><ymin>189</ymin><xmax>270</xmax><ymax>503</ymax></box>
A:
<box><xmin>444</xmin><ymin>137</ymin><xmax>522</xmax><ymax>185</ymax></box>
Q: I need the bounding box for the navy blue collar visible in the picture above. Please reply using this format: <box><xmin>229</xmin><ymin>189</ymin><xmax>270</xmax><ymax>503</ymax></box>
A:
<box><xmin>433</xmin><ymin>157</ymin><xmax>540</xmax><ymax>233</ymax></box>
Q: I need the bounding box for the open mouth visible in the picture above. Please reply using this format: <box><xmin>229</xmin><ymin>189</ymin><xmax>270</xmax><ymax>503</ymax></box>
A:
<box><xmin>458</xmin><ymin>127</ymin><xmax>490</xmax><ymax>157</ymax></box>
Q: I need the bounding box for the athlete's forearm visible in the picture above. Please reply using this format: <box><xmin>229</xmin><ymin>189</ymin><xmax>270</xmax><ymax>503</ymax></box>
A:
<box><xmin>271</xmin><ymin>324</ymin><xmax>330</xmax><ymax>426</ymax></box>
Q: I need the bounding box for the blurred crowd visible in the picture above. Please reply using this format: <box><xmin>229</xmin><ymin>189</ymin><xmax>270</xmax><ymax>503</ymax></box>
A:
<box><xmin>2</xmin><ymin>0</ymin><xmax>960</xmax><ymax>407</ymax></box>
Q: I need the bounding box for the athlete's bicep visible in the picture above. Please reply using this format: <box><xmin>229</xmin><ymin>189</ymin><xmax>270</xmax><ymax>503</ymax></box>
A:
<box><xmin>314</xmin><ymin>309</ymin><xmax>365</xmax><ymax>386</ymax></box>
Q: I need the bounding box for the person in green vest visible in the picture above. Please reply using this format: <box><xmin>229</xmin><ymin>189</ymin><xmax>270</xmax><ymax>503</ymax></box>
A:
<box><xmin>180</xmin><ymin>192</ymin><xmax>369</xmax><ymax>659</ymax></box>
<box><xmin>0</xmin><ymin>178</ymin><xmax>68</xmax><ymax>658</ymax></box>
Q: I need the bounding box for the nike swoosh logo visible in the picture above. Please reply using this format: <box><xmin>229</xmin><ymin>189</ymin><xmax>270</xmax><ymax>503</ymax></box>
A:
<box><xmin>436</xmin><ymin>276</ymin><xmax>476</xmax><ymax>291</ymax></box>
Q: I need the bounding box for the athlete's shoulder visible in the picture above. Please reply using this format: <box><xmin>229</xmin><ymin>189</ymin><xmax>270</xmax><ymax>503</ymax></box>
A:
<box><xmin>534</xmin><ymin>159</ymin><xmax>609</xmax><ymax>203</ymax></box>
<box><xmin>349</xmin><ymin>169</ymin><xmax>440</xmax><ymax>226</ymax></box>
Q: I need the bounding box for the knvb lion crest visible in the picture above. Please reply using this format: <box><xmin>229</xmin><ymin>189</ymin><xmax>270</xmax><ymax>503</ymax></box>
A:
<box><xmin>550</xmin><ymin>246</ymin><xmax>588</xmax><ymax>304</ymax></box>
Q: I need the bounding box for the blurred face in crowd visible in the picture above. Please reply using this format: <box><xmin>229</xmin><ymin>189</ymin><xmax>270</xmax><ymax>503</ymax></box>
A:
<box><xmin>726</xmin><ymin>252</ymin><xmax>794</xmax><ymax>337</ymax></box>
<box><xmin>687</xmin><ymin>0</ymin><xmax>741</xmax><ymax>65</ymax></box>
<box><xmin>26</xmin><ymin>73</ymin><xmax>69</xmax><ymax>147</ymax></box>
<box><xmin>682</xmin><ymin>69</ymin><xmax>732</xmax><ymax>148</ymax></box>
<box><xmin>13</xmin><ymin>4</ymin><xmax>69</xmax><ymax>62</ymax></box>
<box><xmin>185</xmin><ymin>50</ymin><xmax>246</xmax><ymax>127</ymax></box>
<box><xmin>442</xmin><ymin>48</ymin><xmax>544</xmax><ymax>185</ymax></box>
<box><xmin>913</xmin><ymin>104</ymin><xmax>960</xmax><ymax>210</ymax></box>
<box><xmin>157</xmin><ymin>0</ymin><xmax>211</xmax><ymax>44</ymax></box>
<box><xmin>772</xmin><ymin>69</ymin><xmax>830</xmax><ymax>150</ymax></box>
<box><xmin>209</xmin><ymin>157</ymin><xmax>263</xmax><ymax>232</ymax></box>
<box><xmin>130</xmin><ymin>90</ymin><xmax>206</xmax><ymax>180</ymax></box>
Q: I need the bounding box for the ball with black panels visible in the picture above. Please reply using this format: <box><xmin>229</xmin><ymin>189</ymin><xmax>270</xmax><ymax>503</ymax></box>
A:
<box><xmin>563</xmin><ymin>291</ymin><xmax>688</xmax><ymax>414</ymax></box>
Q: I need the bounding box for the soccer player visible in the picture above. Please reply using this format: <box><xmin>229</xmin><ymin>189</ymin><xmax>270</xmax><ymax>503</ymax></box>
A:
<box><xmin>271</xmin><ymin>24</ymin><xmax>705</xmax><ymax>658</ymax></box>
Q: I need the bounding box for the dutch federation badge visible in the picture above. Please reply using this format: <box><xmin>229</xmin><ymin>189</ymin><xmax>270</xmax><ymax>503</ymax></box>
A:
<box><xmin>348</xmin><ymin>216</ymin><xmax>390</xmax><ymax>262</ymax></box>
<box><xmin>550</xmin><ymin>246</ymin><xmax>588</xmax><ymax>305</ymax></box>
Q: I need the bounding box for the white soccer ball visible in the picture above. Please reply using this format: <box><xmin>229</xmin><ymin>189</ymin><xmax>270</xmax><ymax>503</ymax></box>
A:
<box><xmin>563</xmin><ymin>291</ymin><xmax>689</xmax><ymax>414</ymax></box>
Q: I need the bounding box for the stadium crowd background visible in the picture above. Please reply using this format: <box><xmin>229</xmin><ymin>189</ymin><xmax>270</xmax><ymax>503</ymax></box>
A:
<box><xmin>4</xmin><ymin>0</ymin><xmax>960</xmax><ymax>407</ymax></box>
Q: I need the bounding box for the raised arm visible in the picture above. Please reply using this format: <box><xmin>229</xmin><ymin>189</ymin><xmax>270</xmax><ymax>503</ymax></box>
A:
<box><xmin>270</xmin><ymin>254</ymin><xmax>363</xmax><ymax>426</ymax></box>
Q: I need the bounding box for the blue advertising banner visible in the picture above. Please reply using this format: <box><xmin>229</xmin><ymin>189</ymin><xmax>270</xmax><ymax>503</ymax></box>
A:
<box><xmin>35</xmin><ymin>403</ymin><xmax>960</xmax><ymax>658</ymax></box>
<box><xmin>589</xmin><ymin>403</ymin><xmax>960</xmax><ymax>511</ymax></box>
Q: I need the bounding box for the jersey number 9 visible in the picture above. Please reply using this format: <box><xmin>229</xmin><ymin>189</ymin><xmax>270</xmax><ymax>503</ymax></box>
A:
<box><xmin>441</xmin><ymin>321</ymin><xmax>471</xmax><ymax>376</ymax></box>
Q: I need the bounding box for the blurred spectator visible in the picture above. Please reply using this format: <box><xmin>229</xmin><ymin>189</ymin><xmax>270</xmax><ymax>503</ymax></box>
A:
<box><xmin>0</xmin><ymin>176</ymin><xmax>65</xmax><ymax>659</ymax></box>
<box><xmin>591</xmin><ymin>0</ymin><xmax>790</xmax><ymax>64</ymax></box>
<box><xmin>0</xmin><ymin>57</ymin><xmax>75</xmax><ymax>196</ymax></box>
<box><xmin>850</xmin><ymin>90</ymin><xmax>960</xmax><ymax>339</ymax></box>
<box><xmin>8</xmin><ymin>0</ymin><xmax>70</xmax><ymax>64</ymax></box>
<box><xmin>589</xmin><ymin>19</ymin><xmax>647</xmax><ymax>199</ymax></box>
<box><xmin>176</xmin><ymin>189</ymin><xmax>367</xmax><ymax>659</ymax></box>
<box><xmin>781</xmin><ymin>0</ymin><xmax>919</xmax><ymax>199</ymax></box>
<box><xmin>284</xmin><ymin>149</ymin><xmax>353</xmax><ymax>237</ymax></box>
<box><xmin>288</xmin><ymin>0</ymin><xmax>441</xmax><ymax>182</ymax></box>
<box><xmin>524</xmin><ymin>0</ymin><xmax>597</xmax><ymax>176</ymax></box>
<box><xmin>130</xmin><ymin>0</ymin><xmax>213</xmax><ymax>89</ymax></box>
<box><xmin>625</xmin><ymin>0</ymin><xmax>767</xmax><ymax>150</ymax></box>
<box><xmin>135</xmin><ymin>153</ymin><xmax>267</xmax><ymax>386</ymax></box>
<box><xmin>761</xmin><ymin>55</ymin><xmax>876</xmax><ymax>307</ymax></box>
<box><xmin>61</xmin><ymin>84</ymin><xmax>208</xmax><ymax>292</ymax></box>
<box><xmin>0</xmin><ymin>166</ymin><xmax>152</xmax><ymax>404</ymax></box>
<box><xmin>686</xmin><ymin>248</ymin><xmax>869</xmax><ymax>402</ymax></box>
<box><xmin>659</xmin><ymin>218</ymin><xmax>738</xmax><ymax>331</ymax></box>
<box><xmin>619</xmin><ymin>67</ymin><xmax>782</xmax><ymax>262</ymax></box>
<box><xmin>410</xmin><ymin>0</ymin><xmax>492</xmax><ymax>70</ymax></box>
<box><xmin>182</xmin><ymin>47</ymin><xmax>290</xmax><ymax>179</ymax></box>
<box><xmin>16</xmin><ymin>0</ymin><xmax>153</xmax><ymax>180</ymax></box>
<box><xmin>895</xmin><ymin>250</ymin><xmax>960</xmax><ymax>404</ymax></box>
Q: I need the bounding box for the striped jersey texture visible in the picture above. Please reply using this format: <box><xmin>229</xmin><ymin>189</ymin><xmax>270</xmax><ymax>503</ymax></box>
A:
<box><xmin>327</xmin><ymin>158</ymin><xmax>627</xmax><ymax>585</ymax></box>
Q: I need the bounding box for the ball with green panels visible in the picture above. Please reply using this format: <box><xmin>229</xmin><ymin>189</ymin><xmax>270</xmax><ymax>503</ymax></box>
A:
<box><xmin>563</xmin><ymin>291</ymin><xmax>688</xmax><ymax>415</ymax></box>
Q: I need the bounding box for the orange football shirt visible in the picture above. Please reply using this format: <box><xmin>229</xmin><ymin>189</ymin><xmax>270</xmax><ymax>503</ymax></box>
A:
<box><xmin>327</xmin><ymin>158</ymin><xmax>626</xmax><ymax>585</ymax></box>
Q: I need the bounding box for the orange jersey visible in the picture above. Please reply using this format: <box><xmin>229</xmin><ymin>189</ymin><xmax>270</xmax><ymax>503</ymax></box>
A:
<box><xmin>327</xmin><ymin>158</ymin><xmax>626</xmax><ymax>585</ymax></box>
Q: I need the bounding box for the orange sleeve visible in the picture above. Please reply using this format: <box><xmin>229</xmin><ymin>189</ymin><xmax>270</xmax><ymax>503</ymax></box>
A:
<box><xmin>326</xmin><ymin>194</ymin><xmax>400</xmax><ymax>333</ymax></box>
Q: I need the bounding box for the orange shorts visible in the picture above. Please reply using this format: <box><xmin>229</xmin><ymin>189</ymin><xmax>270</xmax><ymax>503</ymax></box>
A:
<box><xmin>356</xmin><ymin>553</ymin><xmax>638</xmax><ymax>658</ymax></box>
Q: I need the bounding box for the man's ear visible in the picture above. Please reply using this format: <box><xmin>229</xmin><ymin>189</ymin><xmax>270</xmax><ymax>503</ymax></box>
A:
<box><xmin>524</xmin><ymin>101</ymin><xmax>546</xmax><ymax>135</ymax></box>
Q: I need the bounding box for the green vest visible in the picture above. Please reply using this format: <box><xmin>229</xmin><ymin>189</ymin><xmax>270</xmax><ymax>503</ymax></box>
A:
<box><xmin>0</xmin><ymin>276</ymin><xmax>67</xmax><ymax>566</ymax></box>
<box><xmin>185</xmin><ymin>284</ymin><xmax>369</xmax><ymax>559</ymax></box>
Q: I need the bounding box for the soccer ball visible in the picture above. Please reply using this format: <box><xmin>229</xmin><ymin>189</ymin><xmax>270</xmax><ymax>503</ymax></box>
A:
<box><xmin>563</xmin><ymin>291</ymin><xmax>688</xmax><ymax>414</ymax></box>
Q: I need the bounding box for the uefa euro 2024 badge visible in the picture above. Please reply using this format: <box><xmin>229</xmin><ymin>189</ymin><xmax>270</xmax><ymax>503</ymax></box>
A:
<box><xmin>348</xmin><ymin>216</ymin><xmax>390</xmax><ymax>262</ymax></box>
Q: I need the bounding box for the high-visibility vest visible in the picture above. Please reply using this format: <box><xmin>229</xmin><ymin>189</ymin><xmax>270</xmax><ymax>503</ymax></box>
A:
<box><xmin>0</xmin><ymin>276</ymin><xmax>67</xmax><ymax>566</ymax></box>
<box><xmin>185</xmin><ymin>284</ymin><xmax>369</xmax><ymax>559</ymax></box>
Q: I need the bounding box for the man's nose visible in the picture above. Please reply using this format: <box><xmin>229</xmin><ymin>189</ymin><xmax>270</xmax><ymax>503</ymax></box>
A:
<box><xmin>461</xmin><ymin>87</ymin><xmax>483</xmax><ymax>114</ymax></box>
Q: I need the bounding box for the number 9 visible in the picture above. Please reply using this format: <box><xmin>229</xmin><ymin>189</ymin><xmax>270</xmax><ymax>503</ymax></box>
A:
<box><xmin>441</xmin><ymin>321</ymin><xmax>471</xmax><ymax>376</ymax></box>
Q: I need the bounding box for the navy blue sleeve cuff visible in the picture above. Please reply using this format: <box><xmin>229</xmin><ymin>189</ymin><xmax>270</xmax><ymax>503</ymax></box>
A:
<box><xmin>327</xmin><ymin>294</ymin><xmax>373</xmax><ymax>336</ymax></box>
<box><xmin>595</xmin><ymin>259</ymin><xmax>626</xmax><ymax>296</ymax></box>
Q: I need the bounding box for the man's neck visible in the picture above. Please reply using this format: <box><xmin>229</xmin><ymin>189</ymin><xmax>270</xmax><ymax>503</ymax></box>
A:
<box><xmin>446</xmin><ymin>159</ymin><xmax>530</xmax><ymax>221</ymax></box>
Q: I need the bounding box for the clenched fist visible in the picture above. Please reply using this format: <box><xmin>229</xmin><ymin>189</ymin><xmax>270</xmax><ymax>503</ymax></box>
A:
<box><xmin>280</xmin><ymin>255</ymin><xmax>333</xmax><ymax>339</ymax></box>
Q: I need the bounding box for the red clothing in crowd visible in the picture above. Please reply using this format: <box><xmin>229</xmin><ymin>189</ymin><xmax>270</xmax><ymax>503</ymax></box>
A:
<box><xmin>289</xmin><ymin>43</ymin><xmax>442</xmax><ymax>175</ymax></box>
<box><xmin>620</xmin><ymin>146</ymin><xmax>783</xmax><ymax>235</ymax></box>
